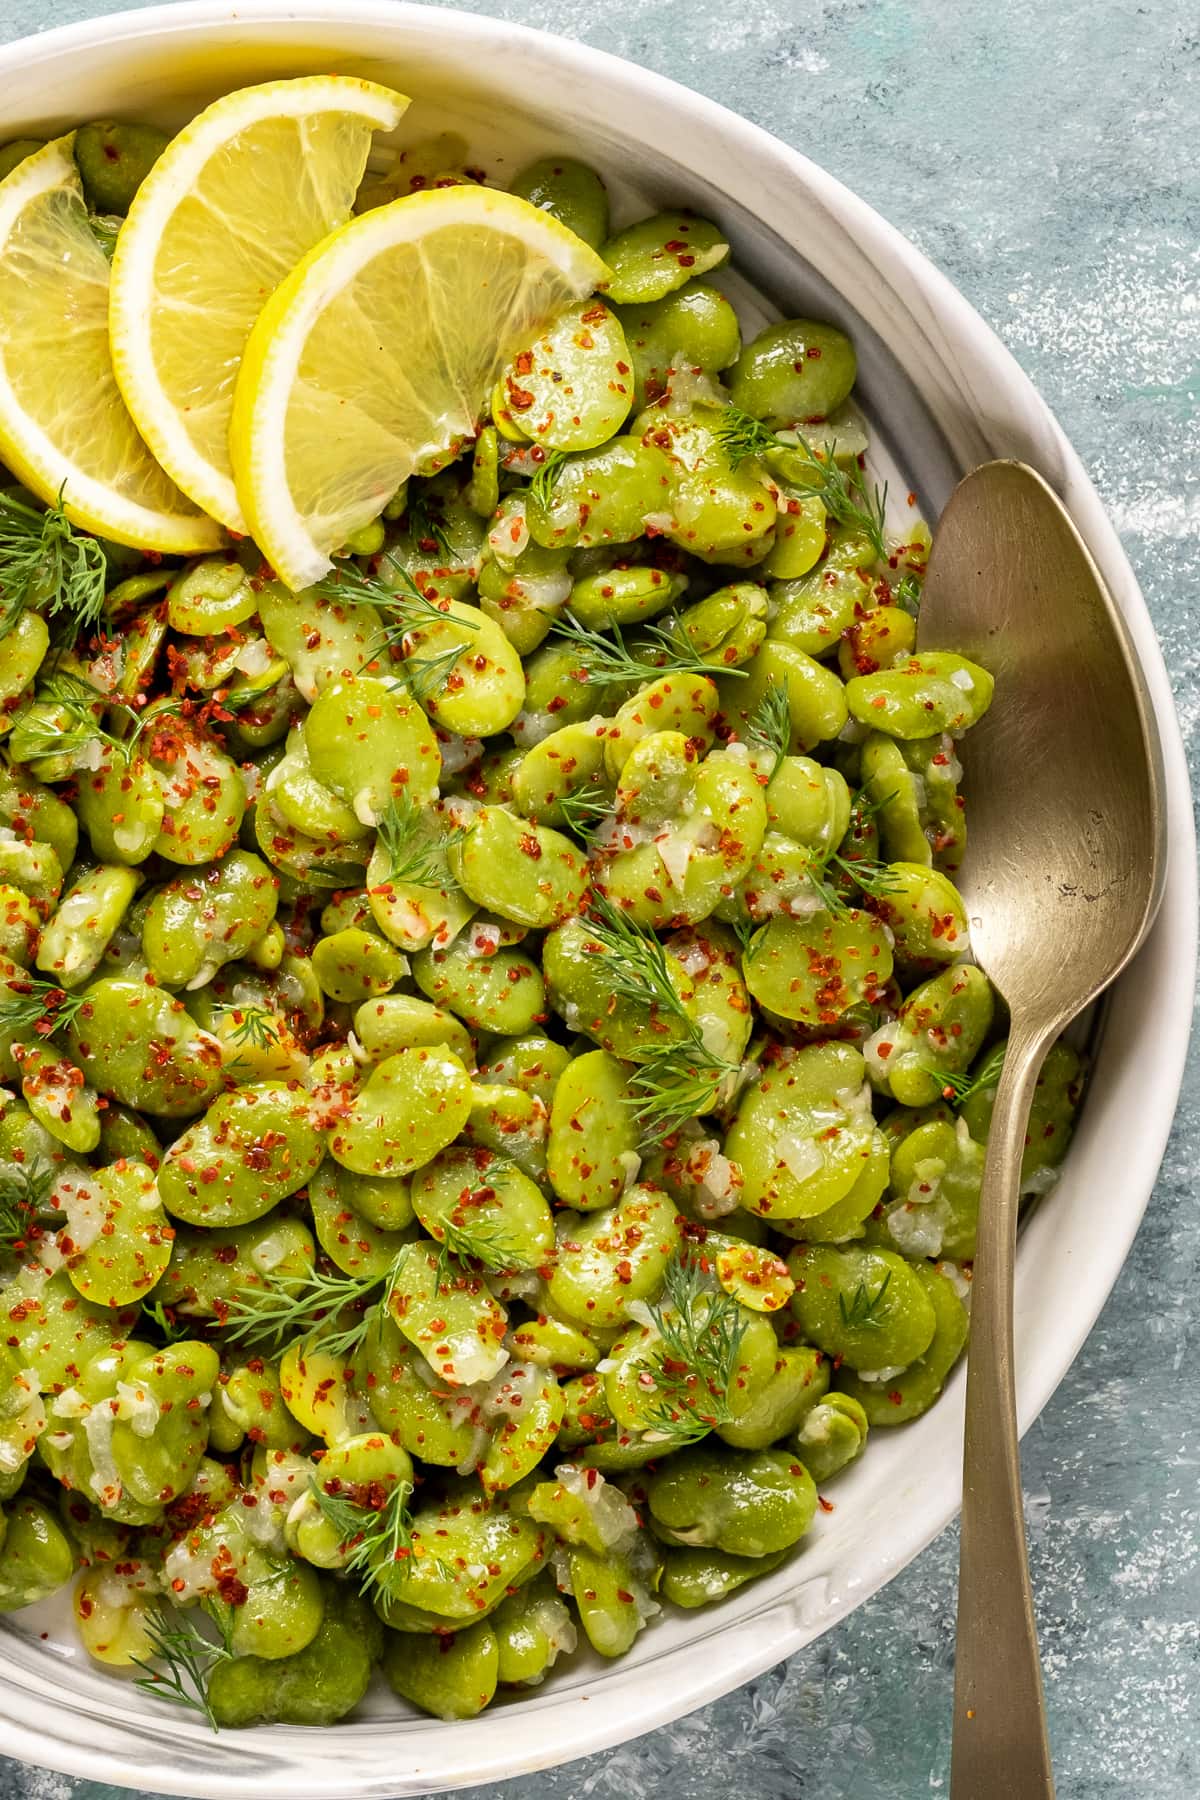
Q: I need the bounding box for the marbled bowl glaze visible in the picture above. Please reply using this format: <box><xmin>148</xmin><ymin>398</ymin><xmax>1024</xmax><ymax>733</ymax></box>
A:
<box><xmin>0</xmin><ymin>4</ymin><xmax>1194</xmax><ymax>1795</ymax></box>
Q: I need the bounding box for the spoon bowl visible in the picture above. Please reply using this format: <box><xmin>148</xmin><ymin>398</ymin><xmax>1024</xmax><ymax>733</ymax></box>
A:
<box><xmin>918</xmin><ymin>459</ymin><xmax>1167</xmax><ymax>1799</ymax></box>
<box><xmin>920</xmin><ymin>458</ymin><xmax>1166</xmax><ymax>1027</ymax></box>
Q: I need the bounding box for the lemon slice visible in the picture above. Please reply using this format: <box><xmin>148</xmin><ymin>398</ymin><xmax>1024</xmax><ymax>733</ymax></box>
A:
<box><xmin>0</xmin><ymin>138</ymin><xmax>220</xmax><ymax>554</ymax></box>
<box><xmin>229</xmin><ymin>186</ymin><xmax>610</xmax><ymax>591</ymax></box>
<box><xmin>110</xmin><ymin>76</ymin><xmax>410</xmax><ymax>534</ymax></box>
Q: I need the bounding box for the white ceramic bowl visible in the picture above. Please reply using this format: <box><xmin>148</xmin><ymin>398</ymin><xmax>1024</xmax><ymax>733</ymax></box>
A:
<box><xmin>0</xmin><ymin>5</ymin><xmax>1194</xmax><ymax>1795</ymax></box>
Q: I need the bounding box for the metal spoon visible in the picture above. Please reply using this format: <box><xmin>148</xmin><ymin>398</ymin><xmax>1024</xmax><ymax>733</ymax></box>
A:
<box><xmin>917</xmin><ymin>460</ymin><xmax>1166</xmax><ymax>1799</ymax></box>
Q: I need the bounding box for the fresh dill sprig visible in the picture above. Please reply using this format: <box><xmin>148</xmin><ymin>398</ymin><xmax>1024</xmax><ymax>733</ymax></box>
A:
<box><xmin>0</xmin><ymin>977</ymin><xmax>90</xmax><ymax>1042</ymax></box>
<box><xmin>730</xmin><ymin>916</ymin><xmax>760</xmax><ymax>957</ymax></box>
<box><xmin>432</xmin><ymin>1209</ymin><xmax>519</xmax><ymax>1294</ymax></box>
<box><xmin>317</xmin><ymin>560</ymin><xmax>463</xmax><ymax>631</ymax></box>
<box><xmin>838</xmin><ymin>1271</ymin><xmax>893</xmax><ymax>1329</ymax></box>
<box><xmin>143</xmin><ymin>1294</ymin><xmax>190</xmax><ymax>1343</ymax></box>
<box><xmin>710</xmin><ymin>409</ymin><xmax>779</xmax><ymax>469</ymax></box>
<box><xmin>375</xmin><ymin>791</ymin><xmax>463</xmax><ymax>890</ymax></box>
<box><xmin>18</xmin><ymin>672</ymin><xmax>180</xmax><ymax>766</ymax></box>
<box><xmin>0</xmin><ymin>488</ymin><xmax>107</xmax><ymax>645</ymax></box>
<box><xmin>582</xmin><ymin>896</ymin><xmax>741</xmax><ymax>1134</ymax></box>
<box><xmin>937</xmin><ymin>1049</ymin><xmax>1004</xmax><ymax>1110</ymax></box>
<box><xmin>0</xmin><ymin>1160</ymin><xmax>56</xmax><ymax>1252</ymax></box>
<box><xmin>711</xmin><ymin>407</ymin><xmax>890</xmax><ymax>561</ymax></box>
<box><xmin>437</xmin><ymin>1212</ymin><xmax>518</xmax><ymax>1271</ymax></box>
<box><xmin>780</xmin><ymin>435</ymin><xmax>889</xmax><ymax>562</ymax></box>
<box><xmin>891</xmin><ymin>572</ymin><xmax>922</xmax><ymax>617</ymax></box>
<box><xmin>314</xmin><ymin>558</ymin><xmax>403</xmax><ymax>610</ymax></box>
<box><xmin>585</xmin><ymin>893</ymin><xmax>693</xmax><ymax>1020</ymax></box>
<box><xmin>323</xmin><ymin>559</ymin><xmax>479</xmax><ymax>700</ymax></box>
<box><xmin>404</xmin><ymin>489</ymin><xmax>453</xmax><ymax>560</ymax></box>
<box><xmin>202</xmin><ymin>1594</ymin><xmax>238</xmax><ymax>1657</ymax></box>
<box><xmin>557</xmin><ymin>780</ymin><xmax>615</xmax><ymax>844</ymax></box>
<box><xmin>213</xmin><ymin>1003</ymin><xmax>279</xmax><ymax>1050</ymax></box>
<box><xmin>744</xmin><ymin>680</ymin><xmax>792</xmax><ymax>777</ymax></box>
<box><xmin>223</xmin><ymin>1261</ymin><xmax>394</xmax><ymax>1359</ymax></box>
<box><xmin>392</xmin><ymin>638</ymin><xmax>472</xmax><ymax>703</ymax></box>
<box><xmin>627</xmin><ymin>1040</ymin><xmax>742</xmax><ymax>1137</ymax></box>
<box><xmin>850</xmin><ymin>784</ymin><xmax>896</xmax><ymax>831</ymax></box>
<box><xmin>641</xmin><ymin>1252</ymin><xmax>748</xmax><ymax>1442</ymax></box>
<box><xmin>550</xmin><ymin>612</ymin><xmax>739</xmax><ymax>689</ymax></box>
<box><xmin>935</xmin><ymin>1068</ymin><xmax>978</xmax><ymax>1104</ymax></box>
<box><xmin>310</xmin><ymin>1476</ymin><xmax>454</xmax><ymax>1592</ymax></box>
<box><xmin>131</xmin><ymin>1603</ymin><xmax>235</xmax><ymax>1733</ymax></box>
<box><xmin>528</xmin><ymin>449</ymin><xmax>570</xmax><ymax>511</ymax></box>
<box><xmin>309</xmin><ymin>1474</ymin><xmax>416</xmax><ymax>1602</ymax></box>
<box><xmin>806</xmin><ymin>850</ymin><xmax>903</xmax><ymax>917</ymax></box>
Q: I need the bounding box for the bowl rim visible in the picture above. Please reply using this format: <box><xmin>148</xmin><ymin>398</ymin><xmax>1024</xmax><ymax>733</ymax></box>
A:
<box><xmin>0</xmin><ymin>3</ymin><xmax>1195</xmax><ymax>1795</ymax></box>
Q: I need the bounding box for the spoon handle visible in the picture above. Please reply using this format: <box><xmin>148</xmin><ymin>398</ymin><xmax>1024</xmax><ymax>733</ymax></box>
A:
<box><xmin>951</xmin><ymin>1024</ymin><xmax>1055</xmax><ymax>1799</ymax></box>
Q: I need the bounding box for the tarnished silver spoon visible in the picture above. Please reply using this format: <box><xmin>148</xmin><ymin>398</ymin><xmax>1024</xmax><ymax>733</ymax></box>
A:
<box><xmin>917</xmin><ymin>460</ymin><xmax>1166</xmax><ymax>1798</ymax></box>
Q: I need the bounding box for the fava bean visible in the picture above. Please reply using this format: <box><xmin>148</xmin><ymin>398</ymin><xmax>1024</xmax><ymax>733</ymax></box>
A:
<box><xmin>142</xmin><ymin>850</ymin><xmax>277</xmax><ymax>990</ymax></box>
<box><xmin>860</xmin><ymin>730</ymin><xmax>967</xmax><ymax>874</ymax></box>
<box><xmin>600</xmin><ymin>213</ymin><xmax>730</xmax><ymax>306</ymax></box>
<box><xmin>383</xmin><ymin>1619</ymin><xmax>498</xmax><ymax>1719</ymax></box>
<box><xmin>510</xmin><ymin>156</ymin><xmax>610</xmax><ymax>249</ymax></box>
<box><xmin>495</xmin><ymin>300</ymin><xmax>632</xmax><ymax>451</ymax></box>
<box><xmin>613</xmin><ymin>283</ymin><xmax>741</xmax><ymax>408</ymax></box>
<box><xmin>729</xmin><ymin>318</ymin><xmax>857</xmax><ymax>425</ymax></box>
<box><xmin>837</xmin><ymin>1263</ymin><xmax>968</xmax><ymax>1424</ymax></box>
<box><xmin>660</xmin><ymin>1544</ymin><xmax>787</xmax><ymax>1608</ymax></box>
<box><xmin>209</xmin><ymin>1583</ymin><xmax>375</xmax><ymax>1726</ymax></box>
<box><xmin>547</xmin><ymin>1184</ymin><xmax>683</xmax><ymax>1332</ymax></box>
<box><xmin>159</xmin><ymin>1082</ymin><xmax>324</xmax><ymax>1227</ymax></box>
<box><xmin>563</xmin><ymin>1542</ymin><xmax>656</xmax><ymax>1657</ymax></box>
<box><xmin>653</xmin><ymin>411</ymin><xmax>777</xmax><ymax>566</ymax></box>
<box><xmin>73</xmin><ymin>119</ymin><xmax>168</xmax><ymax>213</ymax></box>
<box><xmin>547</xmin><ymin>1049</ymin><xmax>640</xmax><ymax>1211</ymax></box>
<box><xmin>35</xmin><ymin>864</ymin><xmax>141</xmax><ymax>987</ymax></box>
<box><xmin>791</xmin><ymin>1392</ymin><xmax>869</xmax><ymax>1481</ymax></box>
<box><xmin>457</xmin><ymin>806</ymin><xmax>589</xmax><ymax>927</ymax></box>
<box><xmin>65</xmin><ymin>976</ymin><xmax>224</xmax><ymax>1116</ymax></box>
<box><xmin>845</xmin><ymin>652</ymin><xmax>994</xmax><ymax>739</ymax></box>
<box><xmin>525</xmin><ymin>437</ymin><xmax>675</xmax><ymax>551</ymax></box>
<box><xmin>864</xmin><ymin>964</ymin><xmax>995</xmax><ymax>1105</ymax></box>
<box><xmin>491</xmin><ymin>1579</ymin><xmax>577</xmax><ymax>1684</ymax></box>
<box><xmin>0</xmin><ymin>1497</ymin><xmax>75</xmax><ymax>1610</ymax></box>
<box><xmin>330</xmin><ymin>1046</ymin><xmax>473</xmax><ymax>1179</ymax></box>
<box><xmin>743</xmin><ymin>908</ymin><xmax>893</xmax><ymax>1028</ymax></box>
<box><xmin>788</xmin><ymin>1244</ymin><xmax>937</xmax><ymax>1374</ymax></box>
<box><xmin>166</xmin><ymin>558</ymin><xmax>258</xmax><ymax>635</ymax></box>
<box><xmin>413</xmin><ymin>933</ymin><xmax>545</xmax><ymax>1037</ymax></box>
<box><xmin>0</xmin><ymin>140</ymin><xmax>44</xmax><ymax>183</ymax></box>
<box><xmin>959</xmin><ymin>1039</ymin><xmax>1083</xmax><ymax>1188</ymax></box>
<box><xmin>767</xmin><ymin>525</ymin><xmax>876</xmax><ymax>656</ymax></box>
<box><xmin>305</xmin><ymin>675</ymin><xmax>440</xmax><ymax>819</ymax></box>
<box><xmin>719</xmin><ymin>641</ymin><xmax>848</xmax><ymax>752</ymax></box>
<box><xmin>646</xmin><ymin>1444</ymin><xmax>816</xmax><ymax>1557</ymax></box>
<box><xmin>838</xmin><ymin>602</ymin><xmax>918</xmax><ymax>680</ymax></box>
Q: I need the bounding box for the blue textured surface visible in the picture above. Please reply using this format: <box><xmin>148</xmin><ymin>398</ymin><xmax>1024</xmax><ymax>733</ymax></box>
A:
<box><xmin>1</xmin><ymin>2</ymin><xmax>1197</xmax><ymax>1796</ymax></box>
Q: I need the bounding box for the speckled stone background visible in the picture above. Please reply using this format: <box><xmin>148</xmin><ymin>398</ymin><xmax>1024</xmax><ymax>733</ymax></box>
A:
<box><xmin>0</xmin><ymin>1</ymin><xmax>1196</xmax><ymax>1796</ymax></box>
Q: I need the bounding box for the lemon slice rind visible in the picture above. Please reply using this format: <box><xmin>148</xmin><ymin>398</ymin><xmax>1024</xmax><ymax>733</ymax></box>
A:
<box><xmin>109</xmin><ymin>75</ymin><xmax>410</xmax><ymax>534</ymax></box>
<box><xmin>229</xmin><ymin>186</ymin><xmax>610</xmax><ymax>590</ymax></box>
<box><xmin>0</xmin><ymin>138</ymin><xmax>222</xmax><ymax>554</ymax></box>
